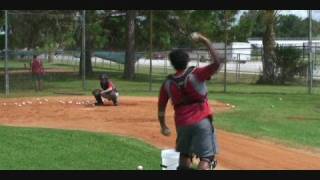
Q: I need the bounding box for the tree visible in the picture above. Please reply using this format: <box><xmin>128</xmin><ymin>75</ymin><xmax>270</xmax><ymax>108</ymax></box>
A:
<box><xmin>123</xmin><ymin>10</ymin><xmax>137</xmax><ymax>80</ymax></box>
<box><xmin>101</xmin><ymin>10</ymin><xmax>127</xmax><ymax>50</ymax></box>
<box><xmin>257</xmin><ymin>10</ymin><xmax>279</xmax><ymax>84</ymax></box>
<box><xmin>274</xmin><ymin>46</ymin><xmax>306</xmax><ymax>84</ymax></box>
<box><xmin>78</xmin><ymin>10</ymin><xmax>108</xmax><ymax>76</ymax></box>
<box><xmin>233</xmin><ymin>10</ymin><xmax>258</xmax><ymax>42</ymax></box>
<box><xmin>9</xmin><ymin>11</ymin><xmax>76</xmax><ymax>51</ymax></box>
<box><xmin>275</xmin><ymin>15</ymin><xmax>305</xmax><ymax>37</ymax></box>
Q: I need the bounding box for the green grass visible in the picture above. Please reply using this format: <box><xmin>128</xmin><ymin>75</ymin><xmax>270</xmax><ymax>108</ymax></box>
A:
<box><xmin>0</xmin><ymin>126</ymin><xmax>160</xmax><ymax>170</ymax></box>
<box><xmin>212</xmin><ymin>92</ymin><xmax>320</xmax><ymax>149</ymax></box>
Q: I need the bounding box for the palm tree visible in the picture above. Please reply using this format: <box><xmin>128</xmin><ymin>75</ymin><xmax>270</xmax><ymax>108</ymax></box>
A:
<box><xmin>260</xmin><ymin>10</ymin><xmax>278</xmax><ymax>83</ymax></box>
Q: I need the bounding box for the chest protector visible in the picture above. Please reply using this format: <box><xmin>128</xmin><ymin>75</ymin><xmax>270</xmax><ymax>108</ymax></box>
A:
<box><xmin>166</xmin><ymin>66</ymin><xmax>205</xmax><ymax>107</ymax></box>
<box><xmin>100</xmin><ymin>81</ymin><xmax>109</xmax><ymax>90</ymax></box>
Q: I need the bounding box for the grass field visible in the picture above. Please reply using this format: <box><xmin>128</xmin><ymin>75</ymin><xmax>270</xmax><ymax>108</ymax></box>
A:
<box><xmin>1</xmin><ymin>59</ymin><xmax>320</xmax><ymax>169</ymax></box>
<box><xmin>212</xmin><ymin>92</ymin><xmax>320</xmax><ymax>149</ymax></box>
<box><xmin>0</xmin><ymin>126</ymin><xmax>160</xmax><ymax>170</ymax></box>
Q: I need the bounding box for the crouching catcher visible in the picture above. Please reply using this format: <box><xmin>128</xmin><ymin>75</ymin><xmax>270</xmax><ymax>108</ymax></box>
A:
<box><xmin>92</xmin><ymin>73</ymin><xmax>119</xmax><ymax>106</ymax></box>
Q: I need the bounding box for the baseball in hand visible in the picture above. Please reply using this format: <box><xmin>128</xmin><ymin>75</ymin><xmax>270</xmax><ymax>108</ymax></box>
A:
<box><xmin>191</xmin><ymin>32</ymin><xmax>200</xmax><ymax>41</ymax></box>
<box><xmin>161</xmin><ymin>127</ymin><xmax>171</xmax><ymax>136</ymax></box>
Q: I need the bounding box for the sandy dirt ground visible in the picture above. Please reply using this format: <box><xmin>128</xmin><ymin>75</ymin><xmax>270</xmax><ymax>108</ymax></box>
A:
<box><xmin>1</xmin><ymin>96</ymin><xmax>320</xmax><ymax>170</ymax></box>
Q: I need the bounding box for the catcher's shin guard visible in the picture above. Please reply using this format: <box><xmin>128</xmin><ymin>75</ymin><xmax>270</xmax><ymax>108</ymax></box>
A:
<box><xmin>111</xmin><ymin>92</ymin><xmax>119</xmax><ymax>106</ymax></box>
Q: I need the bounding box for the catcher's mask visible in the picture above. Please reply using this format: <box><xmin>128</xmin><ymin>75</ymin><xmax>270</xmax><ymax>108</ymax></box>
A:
<box><xmin>99</xmin><ymin>73</ymin><xmax>109</xmax><ymax>83</ymax></box>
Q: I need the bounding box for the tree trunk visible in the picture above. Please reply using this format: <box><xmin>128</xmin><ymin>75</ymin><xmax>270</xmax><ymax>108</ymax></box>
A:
<box><xmin>261</xmin><ymin>11</ymin><xmax>277</xmax><ymax>84</ymax></box>
<box><xmin>48</xmin><ymin>51</ymin><xmax>54</xmax><ymax>63</ymax></box>
<box><xmin>79</xmin><ymin>49</ymin><xmax>93</xmax><ymax>76</ymax></box>
<box><xmin>123</xmin><ymin>10</ymin><xmax>136</xmax><ymax>80</ymax></box>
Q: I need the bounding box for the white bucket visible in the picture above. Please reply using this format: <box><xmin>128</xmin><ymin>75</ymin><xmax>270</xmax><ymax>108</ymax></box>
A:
<box><xmin>160</xmin><ymin>149</ymin><xmax>180</xmax><ymax>170</ymax></box>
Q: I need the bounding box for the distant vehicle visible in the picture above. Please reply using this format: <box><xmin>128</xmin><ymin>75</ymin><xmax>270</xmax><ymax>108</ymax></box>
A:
<box><xmin>153</xmin><ymin>53</ymin><xmax>166</xmax><ymax>59</ymax></box>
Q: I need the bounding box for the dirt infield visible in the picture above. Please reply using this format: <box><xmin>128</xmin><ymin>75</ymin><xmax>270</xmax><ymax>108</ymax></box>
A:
<box><xmin>1</xmin><ymin>96</ymin><xmax>320</xmax><ymax>170</ymax></box>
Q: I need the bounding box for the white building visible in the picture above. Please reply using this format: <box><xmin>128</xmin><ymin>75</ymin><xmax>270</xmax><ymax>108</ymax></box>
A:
<box><xmin>189</xmin><ymin>42</ymin><xmax>252</xmax><ymax>62</ymax></box>
<box><xmin>248</xmin><ymin>38</ymin><xmax>320</xmax><ymax>48</ymax></box>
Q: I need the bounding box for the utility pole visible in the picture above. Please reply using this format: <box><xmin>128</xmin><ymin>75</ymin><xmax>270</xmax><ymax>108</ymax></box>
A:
<box><xmin>223</xmin><ymin>10</ymin><xmax>228</xmax><ymax>93</ymax></box>
<box><xmin>308</xmin><ymin>10</ymin><xmax>312</xmax><ymax>94</ymax></box>
<box><xmin>149</xmin><ymin>10</ymin><xmax>153</xmax><ymax>92</ymax></box>
<box><xmin>82</xmin><ymin>10</ymin><xmax>86</xmax><ymax>90</ymax></box>
<box><xmin>5</xmin><ymin>10</ymin><xmax>9</xmax><ymax>96</ymax></box>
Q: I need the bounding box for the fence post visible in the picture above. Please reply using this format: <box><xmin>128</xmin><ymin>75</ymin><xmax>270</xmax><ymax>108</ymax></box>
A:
<box><xmin>236</xmin><ymin>53</ymin><xmax>239</xmax><ymax>82</ymax></box>
<box><xmin>4</xmin><ymin>10</ymin><xmax>9</xmax><ymax>96</ymax></box>
<box><xmin>165</xmin><ymin>57</ymin><xmax>168</xmax><ymax>74</ymax></box>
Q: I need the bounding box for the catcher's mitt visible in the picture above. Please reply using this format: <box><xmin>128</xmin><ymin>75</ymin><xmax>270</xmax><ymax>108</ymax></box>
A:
<box><xmin>92</xmin><ymin>89</ymin><xmax>102</xmax><ymax>96</ymax></box>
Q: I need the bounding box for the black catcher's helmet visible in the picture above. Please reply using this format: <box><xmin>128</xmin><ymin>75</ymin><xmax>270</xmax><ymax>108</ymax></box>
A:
<box><xmin>99</xmin><ymin>73</ymin><xmax>109</xmax><ymax>83</ymax></box>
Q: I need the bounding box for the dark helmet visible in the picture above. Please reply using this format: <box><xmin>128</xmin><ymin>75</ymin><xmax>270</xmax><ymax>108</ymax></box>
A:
<box><xmin>99</xmin><ymin>73</ymin><xmax>109</xmax><ymax>81</ymax></box>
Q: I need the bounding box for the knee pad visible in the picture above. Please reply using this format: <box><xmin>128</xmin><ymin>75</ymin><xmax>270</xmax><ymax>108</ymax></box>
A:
<box><xmin>200</xmin><ymin>156</ymin><xmax>217</xmax><ymax>170</ymax></box>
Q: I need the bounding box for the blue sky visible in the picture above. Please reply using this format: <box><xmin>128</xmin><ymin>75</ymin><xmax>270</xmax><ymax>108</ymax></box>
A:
<box><xmin>280</xmin><ymin>10</ymin><xmax>320</xmax><ymax>20</ymax></box>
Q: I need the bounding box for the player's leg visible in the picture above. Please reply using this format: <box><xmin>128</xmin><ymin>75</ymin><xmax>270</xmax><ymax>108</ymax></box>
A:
<box><xmin>110</xmin><ymin>91</ymin><xmax>119</xmax><ymax>106</ymax></box>
<box><xmin>176</xmin><ymin>126</ymin><xmax>193</xmax><ymax>170</ymax></box>
<box><xmin>192</xmin><ymin>118</ymin><xmax>218</xmax><ymax>170</ymax></box>
<box><xmin>102</xmin><ymin>91</ymin><xmax>119</xmax><ymax>106</ymax></box>
<box><xmin>32</xmin><ymin>74</ymin><xmax>38</xmax><ymax>91</ymax></box>
<box><xmin>39</xmin><ymin>75</ymin><xmax>43</xmax><ymax>91</ymax></box>
<box><xmin>36</xmin><ymin>77</ymin><xmax>41</xmax><ymax>91</ymax></box>
<box><xmin>92</xmin><ymin>89</ymin><xmax>104</xmax><ymax>105</ymax></box>
<box><xmin>35</xmin><ymin>80</ymin><xmax>39</xmax><ymax>91</ymax></box>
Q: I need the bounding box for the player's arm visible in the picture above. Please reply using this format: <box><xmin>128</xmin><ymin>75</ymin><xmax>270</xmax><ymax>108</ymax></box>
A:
<box><xmin>100</xmin><ymin>88</ymin><xmax>112</xmax><ymax>94</ymax></box>
<box><xmin>191</xmin><ymin>33</ymin><xmax>223</xmax><ymax>81</ymax></box>
<box><xmin>100</xmin><ymin>82</ymin><xmax>113</xmax><ymax>94</ymax></box>
<box><xmin>158</xmin><ymin>82</ymin><xmax>171</xmax><ymax>136</ymax></box>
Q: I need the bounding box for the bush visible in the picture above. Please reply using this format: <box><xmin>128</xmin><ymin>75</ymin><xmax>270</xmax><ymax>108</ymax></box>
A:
<box><xmin>274</xmin><ymin>46</ymin><xmax>307</xmax><ymax>84</ymax></box>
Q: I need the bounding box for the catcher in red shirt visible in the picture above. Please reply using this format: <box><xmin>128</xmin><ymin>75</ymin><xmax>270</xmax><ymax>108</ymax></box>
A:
<box><xmin>92</xmin><ymin>73</ymin><xmax>119</xmax><ymax>106</ymax></box>
<box><xmin>158</xmin><ymin>33</ymin><xmax>222</xmax><ymax>170</ymax></box>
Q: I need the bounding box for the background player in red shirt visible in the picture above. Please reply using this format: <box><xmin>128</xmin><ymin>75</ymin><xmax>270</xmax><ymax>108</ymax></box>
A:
<box><xmin>92</xmin><ymin>73</ymin><xmax>119</xmax><ymax>106</ymax></box>
<box><xmin>158</xmin><ymin>33</ymin><xmax>222</xmax><ymax>170</ymax></box>
<box><xmin>31</xmin><ymin>54</ymin><xmax>45</xmax><ymax>91</ymax></box>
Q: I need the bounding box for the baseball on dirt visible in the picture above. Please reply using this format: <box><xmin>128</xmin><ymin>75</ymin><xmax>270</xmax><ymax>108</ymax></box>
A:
<box><xmin>190</xmin><ymin>32</ymin><xmax>200</xmax><ymax>41</ymax></box>
<box><xmin>136</xmin><ymin>165</ymin><xmax>144</xmax><ymax>170</ymax></box>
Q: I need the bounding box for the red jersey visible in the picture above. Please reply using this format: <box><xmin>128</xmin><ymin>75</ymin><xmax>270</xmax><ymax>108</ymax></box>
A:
<box><xmin>31</xmin><ymin>58</ymin><xmax>44</xmax><ymax>75</ymax></box>
<box><xmin>100</xmin><ymin>80</ymin><xmax>117</xmax><ymax>92</ymax></box>
<box><xmin>158</xmin><ymin>63</ymin><xmax>220</xmax><ymax>127</ymax></box>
